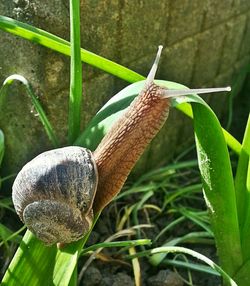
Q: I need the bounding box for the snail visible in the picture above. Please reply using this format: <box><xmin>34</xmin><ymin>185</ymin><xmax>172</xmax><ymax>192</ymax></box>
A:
<box><xmin>12</xmin><ymin>46</ymin><xmax>231</xmax><ymax>245</ymax></box>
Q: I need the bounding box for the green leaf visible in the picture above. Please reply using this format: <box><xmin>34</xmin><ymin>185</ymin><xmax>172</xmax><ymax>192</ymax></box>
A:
<box><xmin>192</xmin><ymin>102</ymin><xmax>243</xmax><ymax>276</ymax></box>
<box><xmin>0</xmin><ymin>225</ymin><xmax>25</xmax><ymax>247</ymax></box>
<box><xmin>1</xmin><ymin>231</ymin><xmax>57</xmax><ymax>286</ymax></box>
<box><xmin>0</xmin><ymin>75</ymin><xmax>59</xmax><ymax>147</ymax></box>
<box><xmin>0</xmin><ymin>15</ymin><xmax>144</xmax><ymax>83</ymax></box>
<box><xmin>133</xmin><ymin>246</ymin><xmax>237</xmax><ymax>286</ymax></box>
<box><xmin>0</xmin><ymin>223</ymin><xmax>16</xmax><ymax>242</ymax></box>
<box><xmin>68</xmin><ymin>0</ymin><xmax>83</xmax><ymax>144</ymax></box>
<box><xmin>233</xmin><ymin>259</ymin><xmax>250</xmax><ymax>285</ymax></box>
<box><xmin>235</xmin><ymin>114</ymin><xmax>250</xmax><ymax>261</ymax></box>
<box><xmin>0</xmin><ymin>129</ymin><xmax>4</xmax><ymax>166</ymax></box>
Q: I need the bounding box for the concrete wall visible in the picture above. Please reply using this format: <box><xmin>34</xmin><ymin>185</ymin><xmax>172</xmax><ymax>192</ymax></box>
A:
<box><xmin>0</xmin><ymin>0</ymin><xmax>250</xmax><ymax>175</ymax></box>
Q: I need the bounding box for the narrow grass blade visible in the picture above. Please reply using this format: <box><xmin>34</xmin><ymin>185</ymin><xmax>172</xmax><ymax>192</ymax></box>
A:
<box><xmin>163</xmin><ymin>258</ymin><xmax>220</xmax><ymax>276</ymax></box>
<box><xmin>192</xmin><ymin>102</ymin><xmax>243</xmax><ymax>276</ymax></box>
<box><xmin>154</xmin><ymin>216</ymin><xmax>186</xmax><ymax>243</ymax></box>
<box><xmin>0</xmin><ymin>129</ymin><xmax>4</xmax><ymax>166</ymax></box>
<box><xmin>0</xmin><ymin>224</ymin><xmax>19</xmax><ymax>244</ymax></box>
<box><xmin>149</xmin><ymin>232</ymin><xmax>212</xmax><ymax>266</ymax></box>
<box><xmin>0</xmin><ymin>225</ymin><xmax>25</xmax><ymax>247</ymax></box>
<box><xmin>129</xmin><ymin>247</ymin><xmax>141</xmax><ymax>286</ymax></box>
<box><xmin>179</xmin><ymin>208</ymin><xmax>212</xmax><ymax>236</ymax></box>
<box><xmin>81</xmin><ymin>239</ymin><xmax>151</xmax><ymax>254</ymax></box>
<box><xmin>0</xmin><ymin>15</ymin><xmax>144</xmax><ymax>83</ymax></box>
<box><xmin>131</xmin><ymin>246</ymin><xmax>237</xmax><ymax>286</ymax></box>
<box><xmin>236</xmin><ymin>114</ymin><xmax>250</xmax><ymax>261</ymax></box>
<box><xmin>0</xmin><ymin>198</ymin><xmax>14</xmax><ymax>212</ymax></box>
<box><xmin>68</xmin><ymin>0</ymin><xmax>82</xmax><ymax>144</ymax></box>
<box><xmin>0</xmin><ymin>75</ymin><xmax>59</xmax><ymax>147</ymax></box>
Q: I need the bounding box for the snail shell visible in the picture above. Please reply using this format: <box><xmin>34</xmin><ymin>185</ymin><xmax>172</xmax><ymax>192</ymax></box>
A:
<box><xmin>12</xmin><ymin>146</ymin><xmax>98</xmax><ymax>245</ymax></box>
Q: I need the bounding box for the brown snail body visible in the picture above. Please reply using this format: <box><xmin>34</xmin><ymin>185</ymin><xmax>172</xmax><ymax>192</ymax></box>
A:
<box><xmin>93</xmin><ymin>82</ymin><xmax>170</xmax><ymax>212</ymax></box>
<box><xmin>12</xmin><ymin>46</ymin><xmax>230</xmax><ymax>245</ymax></box>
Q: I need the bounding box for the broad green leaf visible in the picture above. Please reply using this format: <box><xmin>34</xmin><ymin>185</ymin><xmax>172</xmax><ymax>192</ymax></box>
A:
<box><xmin>192</xmin><ymin>102</ymin><xmax>243</xmax><ymax>276</ymax></box>
<box><xmin>2</xmin><ymin>231</ymin><xmax>57</xmax><ymax>286</ymax></box>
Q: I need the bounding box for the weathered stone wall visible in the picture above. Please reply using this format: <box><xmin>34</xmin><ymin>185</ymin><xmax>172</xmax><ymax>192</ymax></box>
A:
<box><xmin>0</xmin><ymin>0</ymin><xmax>250</xmax><ymax>175</ymax></box>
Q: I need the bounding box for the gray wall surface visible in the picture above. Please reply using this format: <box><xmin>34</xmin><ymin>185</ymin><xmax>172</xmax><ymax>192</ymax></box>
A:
<box><xmin>0</xmin><ymin>0</ymin><xmax>250</xmax><ymax>175</ymax></box>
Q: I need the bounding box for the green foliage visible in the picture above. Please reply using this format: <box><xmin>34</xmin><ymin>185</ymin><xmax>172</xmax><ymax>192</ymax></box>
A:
<box><xmin>192</xmin><ymin>107</ymin><xmax>250</xmax><ymax>285</ymax></box>
<box><xmin>0</xmin><ymin>75</ymin><xmax>59</xmax><ymax>147</ymax></box>
<box><xmin>0</xmin><ymin>6</ymin><xmax>249</xmax><ymax>286</ymax></box>
<box><xmin>192</xmin><ymin>103</ymin><xmax>242</xmax><ymax>275</ymax></box>
<box><xmin>0</xmin><ymin>129</ymin><xmax>4</xmax><ymax>167</ymax></box>
<box><xmin>68</xmin><ymin>0</ymin><xmax>83</xmax><ymax>144</ymax></box>
<box><xmin>0</xmin><ymin>15</ymin><xmax>144</xmax><ymax>83</ymax></box>
<box><xmin>129</xmin><ymin>246</ymin><xmax>237</xmax><ymax>286</ymax></box>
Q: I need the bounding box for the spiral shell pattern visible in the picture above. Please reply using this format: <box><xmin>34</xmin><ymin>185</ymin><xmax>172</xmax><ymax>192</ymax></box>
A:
<box><xmin>12</xmin><ymin>146</ymin><xmax>98</xmax><ymax>245</ymax></box>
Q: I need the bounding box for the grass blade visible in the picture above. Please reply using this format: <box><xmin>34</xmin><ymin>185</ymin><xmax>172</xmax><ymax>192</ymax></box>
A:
<box><xmin>81</xmin><ymin>239</ymin><xmax>151</xmax><ymax>254</ymax></box>
<box><xmin>236</xmin><ymin>114</ymin><xmax>250</xmax><ymax>261</ymax></box>
<box><xmin>68</xmin><ymin>0</ymin><xmax>82</xmax><ymax>143</ymax></box>
<box><xmin>0</xmin><ymin>129</ymin><xmax>4</xmax><ymax>166</ymax></box>
<box><xmin>0</xmin><ymin>225</ymin><xmax>25</xmax><ymax>247</ymax></box>
<box><xmin>0</xmin><ymin>15</ymin><xmax>144</xmax><ymax>83</ymax></box>
<box><xmin>129</xmin><ymin>247</ymin><xmax>141</xmax><ymax>286</ymax></box>
<box><xmin>0</xmin><ymin>75</ymin><xmax>59</xmax><ymax>147</ymax></box>
<box><xmin>163</xmin><ymin>258</ymin><xmax>220</xmax><ymax>276</ymax></box>
<box><xmin>131</xmin><ymin>246</ymin><xmax>237</xmax><ymax>286</ymax></box>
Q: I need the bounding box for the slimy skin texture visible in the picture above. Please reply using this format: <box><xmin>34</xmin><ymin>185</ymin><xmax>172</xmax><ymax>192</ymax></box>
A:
<box><xmin>93</xmin><ymin>83</ymin><xmax>170</xmax><ymax>212</ymax></box>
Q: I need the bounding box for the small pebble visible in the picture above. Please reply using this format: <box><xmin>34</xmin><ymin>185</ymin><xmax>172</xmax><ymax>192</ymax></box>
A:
<box><xmin>81</xmin><ymin>266</ymin><xmax>102</xmax><ymax>286</ymax></box>
<box><xmin>147</xmin><ymin>269</ymin><xmax>183</xmax><ymax>286</ymax></box>
<box><xmin>112</xmin><ymin>272</ymin><xmax>135</xmax><ymax>286</ymax></box>
<box><xmin>100</xmin><ymin>272</ymin><xmax>134</xmax><ymax>286</ymax></box>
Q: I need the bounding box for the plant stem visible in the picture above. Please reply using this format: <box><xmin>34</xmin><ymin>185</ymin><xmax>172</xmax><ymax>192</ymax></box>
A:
<box><xmin>68</xmin><ymin>0</ymin><xmax>82</xmax><ymax>144</ymax></box>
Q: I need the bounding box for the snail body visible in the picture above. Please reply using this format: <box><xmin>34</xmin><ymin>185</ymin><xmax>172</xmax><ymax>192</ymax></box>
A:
<box><xmin>12</xmin><ymin>46</ymin><xmax>231</xmax><ymax>245</ymax></box>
